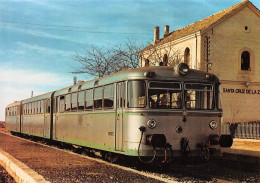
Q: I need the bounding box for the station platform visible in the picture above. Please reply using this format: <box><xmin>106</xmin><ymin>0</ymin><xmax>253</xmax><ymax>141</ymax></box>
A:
<box><xmin>221</xmin><ymin>138</ymin><xmax>260</xmax><ymax>158</ymax></box>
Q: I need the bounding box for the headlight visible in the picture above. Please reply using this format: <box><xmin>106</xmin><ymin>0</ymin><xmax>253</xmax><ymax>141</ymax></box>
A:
<box><xmin>147</xmin><ymin>119</ymin><xmax>157</xmax><ymax>129</ymax></box>
<box><xmin>209</xmin><ymin>120</ymin><xmax>217</xmax><ymax>130</ymax></box>
<box><xmin>176</xmin><ymin>63</ymin><xmax>189</xmax><ymax>76</ymax></box>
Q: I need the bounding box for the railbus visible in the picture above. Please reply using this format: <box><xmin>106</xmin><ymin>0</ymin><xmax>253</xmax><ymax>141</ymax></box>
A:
<box><xmin>5</xmin><ymin>63</ymin><xmax>233</xmax><ymax>163</ymax></box>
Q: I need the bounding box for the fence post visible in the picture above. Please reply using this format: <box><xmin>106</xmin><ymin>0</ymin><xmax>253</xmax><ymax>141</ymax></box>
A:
<box><xmin>241</xmin><ymin>123</ymin><xmax>245</xmax><ymax>138</ymax></box>
<box><xmin>236</xmin><ymin>123</ymin><xmax>240</xmax><ymax>138</ymax></box>
<box><xmin>253</xmin><ymin>122</ymin><xmax>256</xmax><ymax>139</ymax></box>
<box><xmin>246</xmin><ymin>123</ymin><xmax>249</xmax><ymax>139</ymax></box>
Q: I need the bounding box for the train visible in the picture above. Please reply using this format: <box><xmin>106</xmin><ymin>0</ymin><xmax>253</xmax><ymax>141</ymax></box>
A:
<box><xmin>5</xmin><ymin>63</ymin><xmax>233</xmax><ymax>164</ymax></box>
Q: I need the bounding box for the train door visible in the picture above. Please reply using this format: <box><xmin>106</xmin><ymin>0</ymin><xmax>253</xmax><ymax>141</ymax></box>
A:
<box><xmin>115</xmin><ymin>82</ymin><xmax>125</xmax><ymax>151</ymax></box>
<box><xmin>43</xmin><ymin>98</ymin><xmax>51</xmax><ymax>138</ymax></box>
<box><xmin>53</xmin><ymin>96</ymin><xmax>59</xmax><ymax>140</ymax></box>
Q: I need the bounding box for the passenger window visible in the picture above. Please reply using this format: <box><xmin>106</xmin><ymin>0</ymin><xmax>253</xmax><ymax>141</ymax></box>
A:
<box><xmin>104</xmin><ymin>84</ymin><xmax>114</xmax><ymax>109</ymax></box>
<box><xmin>78</xmin><ymin>91</ymin><xmax>85</xmax><ymax>111</ymax></box>
<box><xmin>37</xmin><ymin>101</ymin><xmax>40</xmax><ymax>113</ymax></box>
<box><xmin>32</xmin><ymin>103</ymin><xmax>34</xmax><ymax>114</ymax></box>
<box><xmin>29</xmin><ymin>103</ymin><xmax>32</xmax><ymax>114</ymax></box>
<box><xmin>71</xmin><ymin>93</ymin><xmax>77</xmax><ymax>111</ymax></box>
<box><xmin>34</xmin><ymin>102</ymin><xmax>37</xmax><ymax>114</ymax></box>
<box><xmin>86</xmin><ymin>89</ymin><xmax>93</xmax><ymax>110</ymax></box>
<box><xmin>46</xmin><ymin>99</ymin><xmax>51</xmax><ymax>113</ymax></box>
<box><xmin>65</xmin><ymin>94</ymin><xmax>71</xmax><ymax>111</ymax></box>
<box><xmin>94</xmin><ymin>87</ymin><xmax>103</xmax><ymax>109</ymax></box>
<box><xmin>41</xmin><ymin>100</ymin><xmax>44</xmax><ymax>113</ymax></box>
<box><xmin>59</xmin><ymin>96</ymin><xmax>65</xmax><ymax>112</ymax></box>
<box><xmin>23</xmin><ymin>104</ymin><xmax>26</xmax><ymax>115</ymax></box>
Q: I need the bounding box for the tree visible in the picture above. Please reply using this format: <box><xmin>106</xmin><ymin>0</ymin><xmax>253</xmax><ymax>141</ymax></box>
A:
<box><xmin>72</xmin><ymin>40</ymin><xmax>143</xmax><ymax>78</ymax></box>
<box><xmin>139</xmin><ymin>41</ymin><xmax>183</xmax><ymax>67</ymax></box>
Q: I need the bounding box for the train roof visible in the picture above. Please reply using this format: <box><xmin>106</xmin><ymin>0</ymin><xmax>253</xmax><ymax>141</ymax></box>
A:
<box><xmin>54</xmin><ymin>66</ymin><xmax>219</xmax><ymax>96</ymax></box>
<box><xmin>6</xmin><ymin>101</ymin><xmax>22</xmax><ymax>108</ymax></box>
<box><xmin>22</xmin><ymin>91</ymin><xmax>54</xmax><ymax>104</ymax></box>
<box><xmin>7</xmin><ymin>65</ymin><xmax>219</xmax><ymax>105</ymax></box>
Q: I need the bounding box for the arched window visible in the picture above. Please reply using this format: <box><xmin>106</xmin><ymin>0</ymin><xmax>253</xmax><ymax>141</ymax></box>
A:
<box><xmin>241</xmin><ymin>51</ymin><xmax>250</xmax><ymax>70</ymax></box>
<box><xmin>145</xmin><ymin>59</ymin><xmax>149</xmax><ymax>67</ymax></box>
<box><xmin>163</xmin><ymin>54</ymin><xmax>168</xmax><ymax>66</ymax></box>
<box><xmin>184</xmin><ymin>47</ymin><xmax>190</xmax><ymax>65</ymax></box>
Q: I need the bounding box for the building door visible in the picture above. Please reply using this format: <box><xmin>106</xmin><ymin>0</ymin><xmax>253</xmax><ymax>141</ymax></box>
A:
<box><xmin>115</xmin><ymin>82</ymin><xmax>125</xmax><ymax>151</ymax></box>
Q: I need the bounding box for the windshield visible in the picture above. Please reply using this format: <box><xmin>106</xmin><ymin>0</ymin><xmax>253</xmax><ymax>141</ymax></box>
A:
<box><xmin>128</xmin><ymin>80</ymin><xmax>146</xmax><ymax>108</ymax></box>
<box><xmin>184</xmin><ymin>83</ymin><xmax>214</xmax><ymax>110</ymax></box>
<box><xmin>148</xmin><ymin>81</ymin><xmax>182</xmax><ymax>109</ymax></box>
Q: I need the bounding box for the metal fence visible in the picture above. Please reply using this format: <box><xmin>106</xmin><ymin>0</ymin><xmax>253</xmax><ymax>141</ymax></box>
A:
<box><xmin>222</xmin><ymin>122</ymin><xmax>260</xmax><ymax>139</ymax></box>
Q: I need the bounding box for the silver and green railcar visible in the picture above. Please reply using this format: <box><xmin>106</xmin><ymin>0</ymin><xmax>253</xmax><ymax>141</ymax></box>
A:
<box><xmin>5</xmin><ymin>64</ymin><xmax>232</xmax><ymax>163</ymax></box>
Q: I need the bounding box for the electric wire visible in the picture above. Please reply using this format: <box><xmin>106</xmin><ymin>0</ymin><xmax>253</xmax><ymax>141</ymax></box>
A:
<box><xmin>0</xmin><ymin>20</ymin><xmax>152</xmax><ymax>35</ymax></box>
<box><xmin>0</xmin><ymin>20</ymin><xmax>152</xmax><ymax>32</ymax></box>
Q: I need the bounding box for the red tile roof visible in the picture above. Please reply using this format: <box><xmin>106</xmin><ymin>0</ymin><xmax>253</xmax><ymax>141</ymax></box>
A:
<box><xmin>140</xmin><ymin>0</ymin><xmax>259</xmax><ymax>52</ymax></box>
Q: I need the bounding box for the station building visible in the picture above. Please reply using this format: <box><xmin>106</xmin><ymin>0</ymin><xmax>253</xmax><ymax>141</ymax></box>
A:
<box><xmin>139</xmin><ymin>0</ymin><xmax>260</xmax><ymax>124</ymax></box>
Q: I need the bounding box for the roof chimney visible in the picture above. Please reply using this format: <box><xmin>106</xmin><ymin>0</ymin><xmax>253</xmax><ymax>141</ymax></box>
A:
<box><xmin>154</xmin><ymin>26</ymin><xmax>159</xmax><ymax>43</ymax></box>
<box><xmin>163</xmin><ymin>25</ymin><xmax>169</xmax><ymax>38</ymax></box>
<box><xmin>73</xmin><ymin>76</ymin><xmax>77</xmax><ymax>85</ymax></box>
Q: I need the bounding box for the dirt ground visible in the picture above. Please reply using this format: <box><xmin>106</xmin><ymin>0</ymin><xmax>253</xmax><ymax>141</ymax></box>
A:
<box><xmin>0</xmin><ymin>131</ymin><xmax>164</xmax><ymax>183</ymax></box>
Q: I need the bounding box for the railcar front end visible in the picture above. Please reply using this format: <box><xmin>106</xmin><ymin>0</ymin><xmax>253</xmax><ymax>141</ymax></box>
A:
<box><xmin>122</xmin><ymin>65</ymin><xmax>233</xmax><ymax>163</ymax></box>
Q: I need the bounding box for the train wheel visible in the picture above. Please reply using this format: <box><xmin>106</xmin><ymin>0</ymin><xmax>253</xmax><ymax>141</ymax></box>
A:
<box><xmin>102</xmin><ymin>152</ymin><xmax>118</xmax><ymax>163</ymax></box>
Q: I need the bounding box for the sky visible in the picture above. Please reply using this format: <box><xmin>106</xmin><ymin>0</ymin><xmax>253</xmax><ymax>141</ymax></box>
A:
<box><xmin>0</xmin><ymin>0</ymin><xmax>259</xmax><ymax>121</ymax></box>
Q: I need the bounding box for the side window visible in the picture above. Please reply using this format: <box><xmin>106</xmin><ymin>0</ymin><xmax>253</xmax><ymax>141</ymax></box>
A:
<box><xmin>45</xmin><ymin>99</ymin><xmax>50</xmax><ymax>113</ymax></box>
<box><xmin>17</xmin><ymin>105</ymin><xmax>20</xmax><ymax>115</ymax></box>
<box><xmin>86</xmin><ymin>89</ymin><xmax>93</xmax><ymax>110</ymax></box>
<box><xmin>37</xmin><ymin>101</ymin><xmax>40</xmax><ymax>113</ymax></box>
<box><xmin>32</xmin><ymin>102</ymin><xmax>35</xmax><ymax>114</ymax></box>
<box><xmin>104</xmin><ymin>84</ymin><xmax>114</xmax><ymax>109</ymax></box>
<box><xmin>71</xmin><ymin>93</ymin><xmax>77</xmax><ymax>111</ymax></box>
<box><xmin>241</xmin><ymin>51</ymin><xmax>250</xmax><ymax>70</ymax></box>
<box><xmin>34</xmin><ymin>102</ymin><xmax>37</xmax><ymax>114</ymax></box>
<box><xmin>23</xmin><ymin>104</ymin><xmax>26</xmax><ymax>115</ymax></box>
<box><xmin>65</xmin><ymin>94</ymin><xmax>71</xmax><ymax>111</ymax></box>
<box><xmin>41</xmin><ymin>100</ymin><xmax>44</xmax><ymax>113</ymax></box>
<box><xmin>29</xmin><ymin>103</ymin><xmax>32</xmax><ymax>114</ymax></box>
<box><xmin>78</xmin><ymin>91</ymin><xmax>85</xmax><ymax>111</ymax></box>
<box><xmin>59</xmin><ymin>96</ymin><xmax>65</xmax><ymax>112</ymax></box>
<box><xmin>94</xmin><ymin>87</ymin><xmax>103</xmax><ymax>109</ymax></box>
